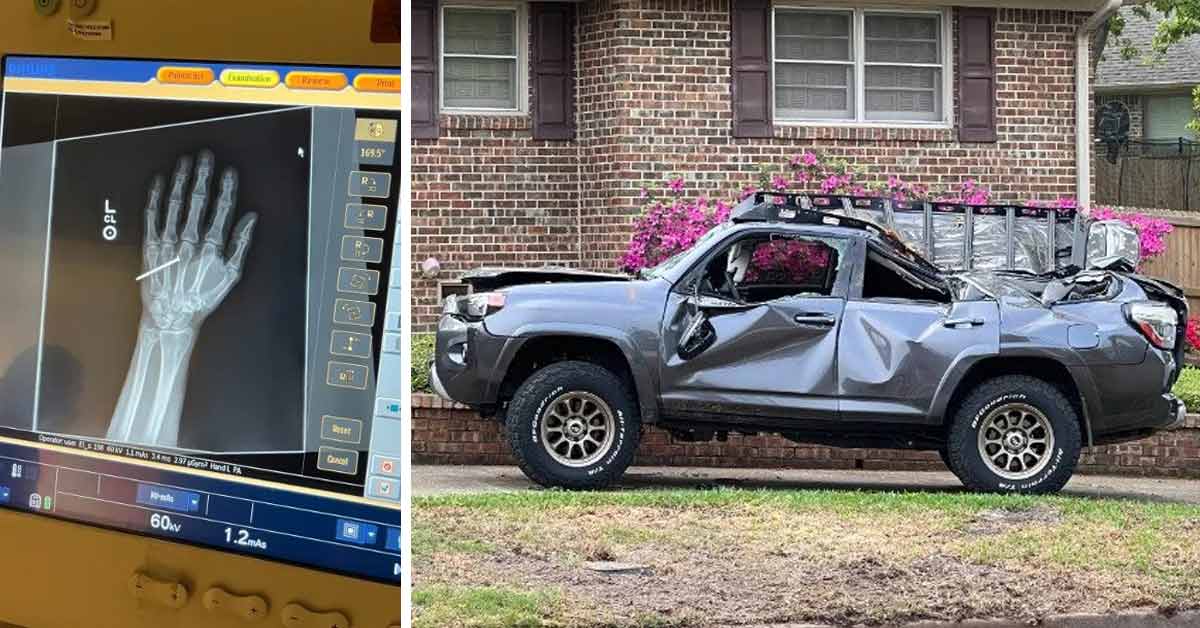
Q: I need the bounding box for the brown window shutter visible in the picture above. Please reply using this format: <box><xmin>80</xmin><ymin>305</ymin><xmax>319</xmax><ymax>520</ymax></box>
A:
<box><xmin>411</xmin><ymin>0</ymin><xmax>439</xmax><ymax>140</ymax></box>
<box><xmin>957</xmin><ymin>8</ymin><xmax>997</xmax><ymax>143</ymax></box>
<box><xmin>531</xmin><ymin>3</ymin><xmax>576</xmax><ymax>141</ymax></box>
<box><xmin>731</xmin><ymin>0</ymin><xmax>773</xmax><ymax>138</ymax></box>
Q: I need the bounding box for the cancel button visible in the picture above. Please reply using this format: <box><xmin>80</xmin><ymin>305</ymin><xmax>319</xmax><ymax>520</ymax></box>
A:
<box><xmin>317</xmin><ymin>446</ymin><xmax>360</xmax><ymax>475</ymax></box>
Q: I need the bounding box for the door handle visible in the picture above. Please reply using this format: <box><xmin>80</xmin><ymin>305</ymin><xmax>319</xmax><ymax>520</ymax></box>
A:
<box><xmin>794</xmin><ymin>313</ymin><xmax>836</xmax><ymax>328</ymax></box>
<box><xmin>944</xmin><ymin>317</ymin><xmax>985</xmax><ymax>328</ymax></box>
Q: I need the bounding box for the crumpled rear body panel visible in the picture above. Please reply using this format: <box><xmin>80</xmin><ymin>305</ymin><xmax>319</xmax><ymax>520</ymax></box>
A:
<box><xmin>838</xmin><ymin>299</ymin><xmax>1000</xmax><ymax>422</ymax></box>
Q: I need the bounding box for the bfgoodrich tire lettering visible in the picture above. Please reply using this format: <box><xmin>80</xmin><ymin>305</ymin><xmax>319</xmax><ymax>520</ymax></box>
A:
<box><xmin>946</xmin><ymin>375</ymin><xmax>1081</xmax><ymax>494</ymax></box>
<box><xmin>507</xmin><ymin>361</ymin><xmax>641</xmax><ymax>489</ymax></box>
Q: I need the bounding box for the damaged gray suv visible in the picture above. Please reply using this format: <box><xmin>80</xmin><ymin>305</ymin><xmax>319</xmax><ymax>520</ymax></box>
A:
<box><xmin>432</xmin><ymin>192</ymin><xmax>1188</xmax><ymax>494</ymax></box>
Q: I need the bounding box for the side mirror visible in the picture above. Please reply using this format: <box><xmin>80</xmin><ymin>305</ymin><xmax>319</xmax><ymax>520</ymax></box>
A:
<box><xmin>1085</xmin><ymin>220</ymin><xmax>1140</xmax><ymax>269</ymax></box>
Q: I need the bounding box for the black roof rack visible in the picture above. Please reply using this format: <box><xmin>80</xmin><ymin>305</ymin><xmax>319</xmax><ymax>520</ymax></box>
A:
<box><xmin>731</xmin><ymin>192</ymin><xmax>887</xmax><ymax>236</ymax></box>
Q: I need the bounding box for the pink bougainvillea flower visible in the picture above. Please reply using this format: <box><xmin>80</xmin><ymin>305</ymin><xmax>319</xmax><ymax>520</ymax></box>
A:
<box><xmin>820</xmin><ymin>175</ymin><xmax>840</xmax><ymax>194</ymax></box>
<box><xmin>620</xmin><ymin>154</ymin><xmax>1177</xmax><ymax>274</ymax></box>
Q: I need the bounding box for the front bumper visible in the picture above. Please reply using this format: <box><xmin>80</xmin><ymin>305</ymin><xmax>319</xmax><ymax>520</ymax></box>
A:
<box><xmin>431</xmin><ymin>314</ymin><xmax>515</xmax><ymax>408</ymax></box>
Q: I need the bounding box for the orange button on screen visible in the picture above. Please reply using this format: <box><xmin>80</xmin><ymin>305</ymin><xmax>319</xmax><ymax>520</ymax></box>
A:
<box><xmin>353</xmin><ymin>74</ymin><xmax>402</xmax><ymax>93</ymax></box>
<box><xmin>285</xmin><ymin>71</ymin><xmax>349</xmax><ymax>91</ymax></box>
<box><xmin>156</xmin><ymin>66</ymin><xmax>215</xmax><ymax>85</ymax></box>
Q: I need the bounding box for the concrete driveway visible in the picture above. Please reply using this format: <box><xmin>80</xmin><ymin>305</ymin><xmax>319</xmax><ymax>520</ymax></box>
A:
<box><xmin>413</xmin><ymin>465</ymin><xmax>1200</xmax><ymax>504</ymax></box>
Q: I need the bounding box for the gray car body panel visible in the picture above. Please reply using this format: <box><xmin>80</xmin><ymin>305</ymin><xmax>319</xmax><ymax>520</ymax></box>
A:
<box><xmin>435</xmin><ymin>218</ymin><xmax>1183</xmax><ymax>448</ymax></box>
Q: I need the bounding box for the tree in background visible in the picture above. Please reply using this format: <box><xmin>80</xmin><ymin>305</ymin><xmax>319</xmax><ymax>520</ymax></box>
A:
<box><xmin>1104</xmin><ymin>2</ymin><xmax>1200</xmax><ymax>134</ymax></box>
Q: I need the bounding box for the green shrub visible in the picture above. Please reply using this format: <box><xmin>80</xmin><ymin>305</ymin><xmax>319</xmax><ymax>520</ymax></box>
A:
<box><xmin>412</xmin><ymin>333</ymin><xmax>435</xmax><ymax>394</ymax></box>
<box><xmin>1174</xmin><ymin>367</ymin><xmax>1200</xmax><ymax>411</ymax></box>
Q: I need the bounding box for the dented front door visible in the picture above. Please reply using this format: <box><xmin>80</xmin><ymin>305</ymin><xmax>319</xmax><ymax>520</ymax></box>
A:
<box><xmin>658</xmin><ymin>292</ymin><xmax>845</xmax><ymax>421</ymax></box>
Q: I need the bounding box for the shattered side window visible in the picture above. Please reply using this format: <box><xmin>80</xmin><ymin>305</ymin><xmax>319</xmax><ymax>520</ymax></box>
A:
<box><xmin>743</xmin><ymin>239</ymin><xmax>834</xmax><ymax>284</ymax></box>
<box><xmin>717</xmin><ymin>234</ymin><xmax>849</xmax><ymax>303</ymax></box>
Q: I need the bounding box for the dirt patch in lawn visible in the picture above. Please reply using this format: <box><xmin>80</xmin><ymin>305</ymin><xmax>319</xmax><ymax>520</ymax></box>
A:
<box><xmin>965</xmin><ymin>504</ymin><xmax>1062</xmax><ymax>535</ymax></box>
<box><xmin>413</xmin><ymin>491</ymin><xmax>1200</xmax><ymax>627</ymax></box>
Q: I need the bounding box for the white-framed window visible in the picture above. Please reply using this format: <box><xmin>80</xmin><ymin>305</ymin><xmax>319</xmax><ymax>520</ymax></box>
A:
<box><xmin>771</xmin><ymin>6</ymin><xmax>952</xmax><ymax>125</ymax></box>
<box><xmin>440</xmin><ymin>3</ymin><xmax>526</xmax><ymax>113</ymax></box>
<box><xmin>1144</xmin><ymin>93</ymin><xmax>1197</xmax><ymax>141</ymax></box>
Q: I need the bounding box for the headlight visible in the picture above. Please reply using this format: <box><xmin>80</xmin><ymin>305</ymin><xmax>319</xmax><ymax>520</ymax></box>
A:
<box><xmin>443</xmin><ymin>292</ymin><xmax>506</xmax><ymax>320</ymax></box>
<box><xmin>1125</xmin><ymin>301</ymin><xmax>1178</xmax><ymax>350</ymax></box>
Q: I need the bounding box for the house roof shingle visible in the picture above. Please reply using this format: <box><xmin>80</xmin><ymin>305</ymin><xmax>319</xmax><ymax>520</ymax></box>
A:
<box><xmin>1096</xmin><ymin>7</ymin><xmax>1200</xmax><ymax>92</ymax></box>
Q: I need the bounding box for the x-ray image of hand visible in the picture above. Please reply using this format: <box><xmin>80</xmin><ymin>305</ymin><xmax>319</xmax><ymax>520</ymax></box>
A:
<box><xmin>107</xmin><ymin>151</ymin><xmax>257</xmax><ymax>448</ymax></box>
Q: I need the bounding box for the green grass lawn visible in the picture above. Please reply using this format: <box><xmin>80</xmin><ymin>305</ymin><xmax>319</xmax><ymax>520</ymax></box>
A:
<box><xmin>414</xmin><ymin>489</ymin><xmax>1200</xmax><ymax>628</ymax></box>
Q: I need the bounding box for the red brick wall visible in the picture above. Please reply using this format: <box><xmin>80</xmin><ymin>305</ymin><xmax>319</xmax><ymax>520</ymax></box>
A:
<box><xmin>411</xmin><ymin>1</ymin><xmax>1093</xmax><ymax>330</ymax></box>
<box><xmin>574</xmin><ymin>3</ymin><xmax>1088</xmax><ymax>270</ymax></box>
<box><xmin>411</xmin><ymin>394</ymin><xmax>1200</xmax><ymax>477</ymax></box>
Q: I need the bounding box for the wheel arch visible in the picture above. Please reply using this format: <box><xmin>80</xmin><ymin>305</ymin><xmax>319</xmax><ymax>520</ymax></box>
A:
<box><xmin>936</xmin><ymin>353</ymin><xmax>1094</xmax><ymax>446</ymax></box>
<box><xmin>494</xmin><ymin>324</ymin><xmax>656</xmax><ymax>422</ymax></box>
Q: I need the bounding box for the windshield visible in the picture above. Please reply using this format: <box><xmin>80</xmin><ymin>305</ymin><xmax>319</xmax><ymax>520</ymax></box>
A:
<box><xmin>640</xmin><ymin>221</ymin><xmax>736</xmax><ymax>279</ymax></box>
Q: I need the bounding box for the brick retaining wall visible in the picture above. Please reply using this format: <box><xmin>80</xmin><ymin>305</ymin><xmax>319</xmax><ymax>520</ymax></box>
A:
<box><xmin>412</xmin><ymin>393</ymin><xmax>1200</xmax><ymax>478</ymax></box>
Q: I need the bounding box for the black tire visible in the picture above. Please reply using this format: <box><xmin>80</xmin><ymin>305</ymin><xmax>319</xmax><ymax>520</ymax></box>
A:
<box><xmin>506</xmin><ymin>361</ymin><xmax>641</xmax><ymax>489</ymax></box>
<box><xmin>946</xmin><ymin>375</ymin><xmax>1081</xmax><ymax>494</ymax></box>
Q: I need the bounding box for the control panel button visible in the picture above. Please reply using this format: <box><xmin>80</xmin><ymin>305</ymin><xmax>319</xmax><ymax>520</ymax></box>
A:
<box><xmin>34</xmin><ymin>0</ymin><xmax>61</xmax><ymax>16</ymax></box>
<box><xmin>353</xmin><ymin>73</ymin><xmax>402</xmax><ymax>93</ymax></box>
<box><xmin>385</xmin><ymin>528</ymin><xmax>401</xmax><ymax>552</ymax></box>
<box><xmin>284</xmin><ymin>71</ymin><xmax>348</xmax><ymax>91</ymax></box>
<box><xmin>219</xmin><ymin>69</ymin><xmax>280</xmax><ymax>89</ymax></box>
<box><xmin>136</xmin><ymin>484</ymin><xmax>202</xmax><ymax>513</ymax></box>
<box><xmin>330</xmin><ymin>330</ymin><xmax>372</xmax><ymax>359</ymax></box>
<box><xmin>326</xmin><ymin>362</ymin><xmax>369</xmax><ymax>390</ymax></box>
<box><xmin>368</xmin><ymin>476</ymin><xmax>400</xmax><ymax>500</ymax></box>
<box><xmin>340</xmin><ymin>235</ymin><xmax>384</xmax><ymax>263</ymax></box>
<box><xmin>371</xmin><ymin>455</ymin><xmax>401</xmax><ymax>479</ymax></box>
<box><xmin>336</xmin><ymin>519</ymin><xmax>379</xmax><ymax>545</ymax></box>
<box><xmin>348</xmin><ymin>171</ymin><xmax>392</xmax><ymax>198</ymax></box>
<box><xmin>317</xmin><ymin>446</ymin><xmax>360</xmax><ymax>475</ymax></box>
<box><xmin>333</xmin><ymin>298</ymin><xmax>376</xmax><ymax>327</ymax></box>
<box><xmin>157</xmin><ymin>66</ymin><xmax>215</xmax><ymax>85</ymax></box>
<box><xmin>344</xmin><ymin>203</ymin><xmax>389</xmax><ymax>231</ymax></box>
<box><xmin>376</xmin><ymin>398</ymin><xmax>403</xmax><ymax>418</ymax></box>
<box><xmin>320</xmin><ymin>415</ymin><xmax>364</xmax><ymax>445</ymax></box>
<box><xmin>336</xmin><ymin>267</ymin><xmax>381</xmax><ymax>295</ymax></box>
<box><xmin>355</xmin><ymin>119</ymin><xmax>398</xmax><ymax>143</ymax></box>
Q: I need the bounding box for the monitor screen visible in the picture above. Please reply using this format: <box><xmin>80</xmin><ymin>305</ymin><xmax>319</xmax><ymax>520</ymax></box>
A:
<box><xmin>0</xmin><ymin>55</ymin><xmax>402</xmax><ymax>583</ymax></box>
